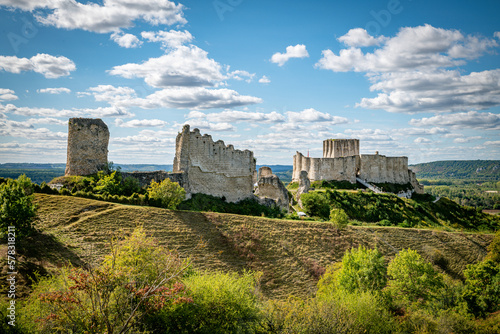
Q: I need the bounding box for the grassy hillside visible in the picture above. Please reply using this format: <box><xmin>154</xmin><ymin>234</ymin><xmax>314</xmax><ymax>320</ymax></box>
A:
<box><xmin>410</xmin><ymin>160</ymin><xmax>500</xmax><ymax>180</ymax></box>
<box><xmin>3</xmin><ymin>193</ymin><xmax>494</xmax><ymax>300</ymax></box>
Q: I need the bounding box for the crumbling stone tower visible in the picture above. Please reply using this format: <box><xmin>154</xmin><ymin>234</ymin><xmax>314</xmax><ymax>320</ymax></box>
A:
<box><xmin>65</xmin><ymin>118</ymin><xmax>109</xmax><ymax>176</ymax></box>
<box><xmin>323</xmin><ymin>139</ymin><xmax>359</xmax><ymax>158</ymax></box>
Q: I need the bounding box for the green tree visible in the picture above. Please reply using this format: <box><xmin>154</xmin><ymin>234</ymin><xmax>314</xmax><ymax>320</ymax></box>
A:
<box><xmin>301</xmin><ymin>192</ymin><xmax>330</xmax><ymax>219</ymax></box>
<box><xmin>462</xmin><ymin>230</ymin><xmax>500</xmax><ymax>317</ymax></box>
<box><xmin>0</xmin><ymin>175</ymin><xmax>37</xmax><ymax>239</ymax></box>
<box><xmin>336</xmin><ymin>246</ymin><xmax>387</xmax><ymax>293</ymax></box>
<box><xmin>387</xmin><ymin>249</ymin><xmax>444</xmax><ymax>305</ymax></box>
<box><xmin>462</xmin><ymin>259</ymin><xmax>500</xmax><ymax>317</ymax></box>
<box><xmin>147</xmin><ymin>179</ymin><xmax>186</xmax><ymax>210</ymax></box>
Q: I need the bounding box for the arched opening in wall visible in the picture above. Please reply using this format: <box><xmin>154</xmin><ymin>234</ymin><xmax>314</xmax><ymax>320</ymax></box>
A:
<box><xmin>356</xmin><ymin>168</ymin><xmax>360</xmax><ymax>176</ymax></box>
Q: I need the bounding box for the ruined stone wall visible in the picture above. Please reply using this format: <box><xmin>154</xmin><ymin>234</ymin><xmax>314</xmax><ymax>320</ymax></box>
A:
<box><xmin>358</xmin><ymin>154</ymin><xmax>410</xmax><ymax>184</ymax></box>
<box><xmin>65</xmin><ymin>118</ymin><xmax>109</xmax><ymax>176</ymax></box>
<box><xmin>173</xmin><ymin>125</ymin><xmax>256</xmax><ymax>202</ymax></box>
<box><xmin>323</xmin><ymin>139</ymin><xmax>359</xmax><ymax>158</ymax></box>
<box><xmin>292</xmin><ymin>152</ymin><xmax>357</xmax><ymax>183</ymax></box>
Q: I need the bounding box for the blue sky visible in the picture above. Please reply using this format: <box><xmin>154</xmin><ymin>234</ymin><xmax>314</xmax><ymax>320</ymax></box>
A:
<box><xmin>0</xmin><ymin>0</ymin><xmax>499</xmax><ymax>165</ymax></box>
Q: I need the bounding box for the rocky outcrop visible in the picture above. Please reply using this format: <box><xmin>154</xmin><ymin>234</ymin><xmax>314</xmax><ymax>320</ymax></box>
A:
<box><xmin>255</xmin><ymin>167</ymin><xmax>289</xmax><ymax>212</ymax></box>
<box><xmin>65</xmin><ymin>118</ymin><xmax>109</xmax><ymax>176</ymax></box>
<box><xmin>296</xmin><ymin>170</ymin><xmax>310</xmax><ymax>208</ymax></box>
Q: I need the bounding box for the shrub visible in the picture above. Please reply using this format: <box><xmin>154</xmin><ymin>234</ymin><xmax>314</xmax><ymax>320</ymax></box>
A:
<box><xmin>387</xmin><ymin>249</ymin><xmax>444</xmax><ymax>306</ymax></box>
<box><xmin>146</xmin><ymin>271</ymin><xmax>262</xmax><ymax>334</ymax></box>
<box><xmin>147</xmin><ymin>179</ymin><xmax>186</xmax><ymax>210</ymax></box>
<box><xmin>336</xmin><ymin>246</ymin><xmax>387</xmax><ymax>294</ymax></box>
<box><xmin>0</xmin><ymin>175</ymin><xmax>37</xmax><ymax>240</ymax></box>
<box><xmin>94</xmin><ymin>170</ymin><xmax>123</xmax><ymax>195</ymax></box>
<box><xmin>329</xmin><ymin>208</ymin><xmax>349</xmax><ymax>228</ymax></box>
<box><xmin>301</xmin><ymin>192</ymin><xmax>330</xmax><ymax>219</ymax></box>
<box><xmin>122</xmin><ymin>176</ymin><xmax>141</xmax><ymax>196</ymax></box>
<box><xmin>21</xmin><ymin>227</ymin><xmax>191</xmax><ymax>334</ymax></box>
<box><xmin>263</xmin><ymin>290</ymin><xmax>395</xmax><ymax>334</ymax></box>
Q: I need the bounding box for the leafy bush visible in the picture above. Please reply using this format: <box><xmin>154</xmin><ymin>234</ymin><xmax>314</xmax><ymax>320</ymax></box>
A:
<box><xmin>335</xmin><ymin>246</ymin><xmax>387</xmax><ymax>294</ymax></box>
<box><xmin>301</xmin><ymin>192</ymin><xmax>330</xmax><ymax>219</ymax></box>
<box><xmin>264</xmin><ymin>290</ymin><xmax>395</xmax><ymax>334</ymax></box>
<box><xmin>387</xmin><ymin>249</ymin><xmax>444</xmax><ymax>306</ymax></box>
<box><xmin>147</xmin><ymin>178</ymin><xmax>186</xmax><ymax>210</ymax></box>
<box><xmin>94</xmin><ymin>170</ymin><xmax>123</xmax><ymax>195</ymax></box>
<box><xmin>20</xmin><ymin>227</ymin><xmax>191</xmax><ymax>334</ymax></box>
<box><xmin>329</xmin><ymin>208</ymin><xmax>349</xmax><ymax>228</ymax></box>
<box><xmin>0</xmin><ymin>175</ymin><xmax>37</xmax><ymax>240</ymax></box>
<box><xmin>146</xmin><ymin>271</ymin><xmax>262</xmax><ymax>334</ymax></box>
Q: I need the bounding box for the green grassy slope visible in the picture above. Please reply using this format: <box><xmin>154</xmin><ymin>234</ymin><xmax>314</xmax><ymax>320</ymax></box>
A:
<box><xmin>3</xmin><ymin>194</ymin><xmax>490</xmax><ymax>300</ymax></box>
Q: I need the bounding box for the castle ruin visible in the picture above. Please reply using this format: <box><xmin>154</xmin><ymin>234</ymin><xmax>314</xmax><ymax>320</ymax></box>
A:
<box><xmin>293</xmin><ymin>139</ymin><xmax>424</xmax><ymax>194</ymax></box>
<box><xmin>173</xmin><ymin>124</ymin><xmax>257</xmax><ymax>203</ymax></box>
<box><xmin>65</xmin><ymin>118</ymin><xmax>109</xmax><ymax>176</ymax></box>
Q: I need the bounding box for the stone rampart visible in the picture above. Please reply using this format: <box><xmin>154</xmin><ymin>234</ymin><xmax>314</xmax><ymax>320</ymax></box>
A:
<box><xmin>358</xmin><ymin>154</ymin><xmax>409</xmax><ymax>184</ymax></box>
<box><xmin>65</xmin><ymin>118</ymin><xmax>109</xmax><ymax>176</ymax></box>
<box><xmin>292</xmin><ymin>152</ymin><xmax>357</xmax><ymax>183</ymax></box>
<box><xmin>173</xmin><ymin>125</ymin><xmax>256</xmax><ymax>202</ymax></box>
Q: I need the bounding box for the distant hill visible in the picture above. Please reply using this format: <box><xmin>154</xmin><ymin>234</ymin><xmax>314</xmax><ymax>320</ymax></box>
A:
<box><xmin>410</xmin><ymin>160</ymin><xmax>500</xmax><ymax>180</ymax></box>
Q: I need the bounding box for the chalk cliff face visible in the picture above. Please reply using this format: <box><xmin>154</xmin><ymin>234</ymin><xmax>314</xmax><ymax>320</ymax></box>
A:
<box><xmin>173</xmin><ymin>124</ymin><xmax>257</xmax><ymax>203</ymax></box>
<box><xmin>255</xmin><ymin>167</ymin><xmax>289</xmax><ymax>211</ymax></box>
<box><xmin>293</xmin><ymin>138</ymin><xmax>424</xmax><ymax>194</ymax></box>
<box><xmin>65</xmin><ymin>118</ymin><xmax>109</xmax><ymax>176</ymax></box>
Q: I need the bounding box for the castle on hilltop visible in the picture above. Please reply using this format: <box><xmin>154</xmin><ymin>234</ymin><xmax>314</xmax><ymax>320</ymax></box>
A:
<box><xmin>64</xmin><ymin>118</ymin><xmax>423</xmax><ymax>207</ymax></box>
<box><xmin>64</xmin><ymin>119</ymin><xmax>288</xmax><ymax>208</ymax></box>
<box><xmin>293</xmin><ymin>139</ymin><xmax>424</xmax><ymax>194</ymax></box>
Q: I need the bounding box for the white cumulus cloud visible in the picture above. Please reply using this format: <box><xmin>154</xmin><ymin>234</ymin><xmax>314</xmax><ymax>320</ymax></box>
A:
<box><xmin>317</xmin><ymin>24</ymin><xmax>500</xmax><ymax>114</ymax></box>
<box><xmin>0</xmin><ymin>54</ymin><xmax>76</xmax><ymax>78</ymax></box>
<box><xmin>409</xmin><ymin>111</ymin><xmax>500</xmax><ymax>130</ymax></box>
<box><xmin>0</xmin><ymin>0</ymin><xmax>187</xmax><ymax>33</ymax></box>
<box><xmin>110</xmin><ymin>31</ymin><xmax>143</xmax><ymax>48</ymax></box>
<box><xmin>109</xmin><ymin>45</ymin><xmax>224</xmax><ymax>88</ymax></box>
<box><xmin>270</xmin><ymin>44</ymin><xmax>309</xmax><ymax>66</ymax></box>
<box><xmin>0</xmin><ymin>88</ymin><xmax>18</xmax><ymax>101</ymax></box>
<box><xmin>258</xmin><ymin>75</ymin><xmax>270</xmax><ymax>84</ymax></box>
<box><xmin>338</xmin><ymin>28</ymin><xmax>387</xmax><ymax>47</ymax></box>
<box><xmin>141</xmin><ymin>29</ymin><xmax>193</xmax><ymax>49</ymax></box>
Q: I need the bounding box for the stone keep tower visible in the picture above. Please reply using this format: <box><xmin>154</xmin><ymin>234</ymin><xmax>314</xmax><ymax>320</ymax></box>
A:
<box><xmin>65</xmin><ymin>118</ymin><xmax>109</xmax><ymax>176</ymax></box>
<box><xmin>323</xmin><ymin>139</ymin><xmax>359</xmax><ymax>158</ymax></box>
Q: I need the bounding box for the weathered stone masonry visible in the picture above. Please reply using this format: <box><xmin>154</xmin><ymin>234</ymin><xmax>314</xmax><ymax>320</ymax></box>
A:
<box><xmin>293</xmin><ymin>138</ymin><xmax>424</xmax><ymax>194</ymax></box>
<box><xmin>65</xmin><ymin>118</ymin><xmax>109</xmax><ymax>176</ymax></box>
<box><xmin>173</xmin><ymin>124</ymin><xmax>257</xmax><ymax>203</ymax></box>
